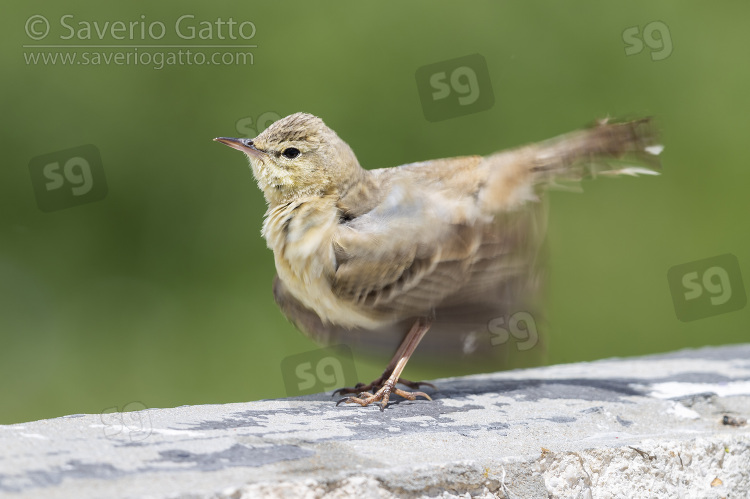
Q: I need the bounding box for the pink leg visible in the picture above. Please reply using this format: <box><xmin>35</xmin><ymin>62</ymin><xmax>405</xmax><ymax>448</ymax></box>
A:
<box><xmin>336</xmin><ymin>317</ymin><xmax>433</xmax><ymax>411</ymax></box>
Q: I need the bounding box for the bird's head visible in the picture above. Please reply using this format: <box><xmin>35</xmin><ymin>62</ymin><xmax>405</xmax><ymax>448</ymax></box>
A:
<box><xmin>215</xmin><ymin>112</ymin><xmax>362</xmax><ymax>206</ymax></box>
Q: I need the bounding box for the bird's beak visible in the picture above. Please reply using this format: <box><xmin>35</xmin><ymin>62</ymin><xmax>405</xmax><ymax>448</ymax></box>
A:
<box><xmin>214</xmin><ymin>137</ymin><xmax>262</xmax><ymax>156</ymax></box>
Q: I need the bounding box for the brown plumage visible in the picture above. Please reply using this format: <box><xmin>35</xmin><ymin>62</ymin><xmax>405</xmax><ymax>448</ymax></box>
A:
<box><xmin>215</xmin><ymin>114</ymin><xmax>662</xmax><ymax>410</ymax></box>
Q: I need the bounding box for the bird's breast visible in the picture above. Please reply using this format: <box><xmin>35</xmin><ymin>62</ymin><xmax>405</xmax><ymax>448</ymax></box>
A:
<box><xmin>262</xmin><ymin>199</ymin><xmax>383</xmax><ymax>329</ymax></box>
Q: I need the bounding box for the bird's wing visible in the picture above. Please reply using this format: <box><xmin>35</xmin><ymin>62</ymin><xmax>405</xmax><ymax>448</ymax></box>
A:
<box><xmin>330</xmin><ymin>118</ymin><xmax>661</xmax><ymax>323</ymax></box>
<box><xmin>331</xmin><ymin>163</ymin><xmax>540</xmax><ymax>320</ymax></box>
<box><xmin>478</xmin><ymin>117</ymin><xmax>662</xmax><ymax>212</ymax></box>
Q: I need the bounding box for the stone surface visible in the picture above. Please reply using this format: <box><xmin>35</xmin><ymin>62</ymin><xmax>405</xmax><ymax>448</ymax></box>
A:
<box><xmin>1</xmin><ymin>344</ymin><xmax>749</xmax><ymax>498</ymax></box>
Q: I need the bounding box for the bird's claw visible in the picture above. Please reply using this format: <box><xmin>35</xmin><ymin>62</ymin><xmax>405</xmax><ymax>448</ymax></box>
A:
<box><xmin>336</xmin><ymin>384</ymin><xmax>432</xmax><ymax>411</ymax></box>
<box><xmin>332</xmin><ymin>377</ymin><xmax>435</xmax><ymax>397</ymax></box>
<box><xmin>332</xmin><ymin>382</ymin><xmax>373</xmax><ymax>397</ymax></box>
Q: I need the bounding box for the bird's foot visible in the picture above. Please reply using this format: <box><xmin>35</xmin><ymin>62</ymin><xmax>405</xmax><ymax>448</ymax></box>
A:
<box><xmin>335</xmin><ymin>377</ymin><xmax>433</xmax><ymax>411</ymax></box>
<box><xmin>334</xmin><ymin>317</ymin><xmax>435</xmax><ymax>410</ymax></box>
<box><xmin>332</xmin><ymin>376</ymin><xmax>435</xmax><ymax>396</ymax></box>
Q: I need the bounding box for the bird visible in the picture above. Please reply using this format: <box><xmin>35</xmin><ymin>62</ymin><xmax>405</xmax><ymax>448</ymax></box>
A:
<box><xmin>215</xmin><ymin>113</ymin><xmax>662</xmax><ymax>410</ymax></box>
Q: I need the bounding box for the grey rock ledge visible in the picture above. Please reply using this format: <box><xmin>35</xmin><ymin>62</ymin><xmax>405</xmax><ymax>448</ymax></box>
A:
<box><xmin>2</xmin><ymin>344</ymin><xmax>749</xmax><ymax>498</ymax></box>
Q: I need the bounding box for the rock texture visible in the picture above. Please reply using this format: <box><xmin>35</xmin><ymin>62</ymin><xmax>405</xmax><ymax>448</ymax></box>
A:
<box><xmin>1</xmin><ymin>344</ymin><xmax>749</xmax><ymax>498</ymax></box>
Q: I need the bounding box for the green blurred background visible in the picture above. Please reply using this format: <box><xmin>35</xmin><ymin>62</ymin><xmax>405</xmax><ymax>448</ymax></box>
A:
<box><xmin>2</xmin><ymin>1</ymin><xmax>748</xmax><ymax>424</ymax></box>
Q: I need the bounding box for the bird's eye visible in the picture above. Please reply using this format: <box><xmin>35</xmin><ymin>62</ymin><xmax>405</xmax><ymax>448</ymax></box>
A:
<box><xmin>282</xmin><ymin>147</ymin><xmax>300</xmax><ymax>159</ymax></box>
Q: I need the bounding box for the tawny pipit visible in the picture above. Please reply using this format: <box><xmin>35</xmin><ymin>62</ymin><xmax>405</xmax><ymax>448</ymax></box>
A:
<box><xmin>215</xmin><ymin>113</ymin><xmax>662</xmax><ymax>410</ymax></box>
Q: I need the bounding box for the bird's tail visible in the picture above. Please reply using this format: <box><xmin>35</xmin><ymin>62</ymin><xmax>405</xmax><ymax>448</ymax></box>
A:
<box><xmin>480</xmin><ymin>117</ymin><xmax>663</xmax><ymax>211</ymax></box>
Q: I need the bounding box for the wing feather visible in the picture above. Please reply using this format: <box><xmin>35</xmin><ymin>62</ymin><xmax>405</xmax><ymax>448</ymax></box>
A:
<box><xmin>331</xmin><ymin>168</ymin><xmax>540</xmax><ymax>321</ymax></box>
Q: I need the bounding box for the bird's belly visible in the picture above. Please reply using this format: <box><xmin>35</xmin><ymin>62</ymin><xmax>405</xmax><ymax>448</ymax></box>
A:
<box><xmin>264</xmin><ymin>200</ymin><xmax>386</xmax><ymax>330</ymax></box>
<box><xmin>274</xmin><ymin>253</ymin><xmax>385</xmax><ymax>330</ymax></box>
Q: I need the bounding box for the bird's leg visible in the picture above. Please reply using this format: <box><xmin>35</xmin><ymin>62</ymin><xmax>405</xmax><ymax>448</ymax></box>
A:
<box><xmin>336</xmin><ymin>317</ymin><xmax>433</xmax><ymax>411</ymax></box>
<box><xmin>332</xmin><ymin>348</ymin><xmax>435</xmax><ymax>395</ymax></box>
<box><xmin>333</xmin><ymin>317</ymin><xmax>437</xmax><ymax>395</ymax></box>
